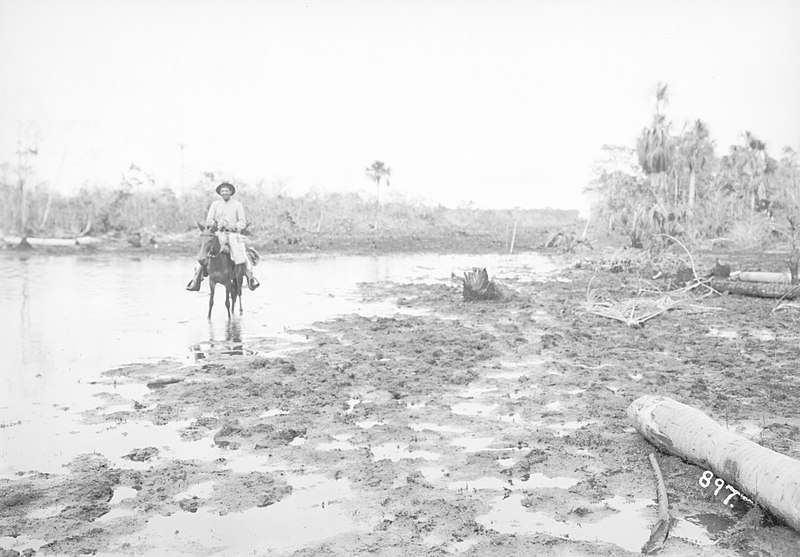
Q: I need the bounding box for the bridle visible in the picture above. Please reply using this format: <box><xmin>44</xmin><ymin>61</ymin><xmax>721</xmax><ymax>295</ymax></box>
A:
<box><xmin>198</xmin><ymin>230</ymin><xmax>222</xmax><ymax>263</ymax></box>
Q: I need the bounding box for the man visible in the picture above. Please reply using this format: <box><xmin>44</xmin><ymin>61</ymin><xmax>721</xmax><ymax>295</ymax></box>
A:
<box><xmin>185</xmin><ymin>182</ymin><xmax>260</xmax><ymax>291</ymax></box>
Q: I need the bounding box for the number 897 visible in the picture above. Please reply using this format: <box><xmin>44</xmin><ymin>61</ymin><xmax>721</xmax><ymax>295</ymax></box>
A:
<box><xmin>698</xmin><ymin>470</ymin><xmax>743</xmax><ymax>505</ymax></box>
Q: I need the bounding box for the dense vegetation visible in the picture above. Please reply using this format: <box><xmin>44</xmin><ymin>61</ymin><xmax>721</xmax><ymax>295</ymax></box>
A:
<box><xmin>0</xmin><ymin>164</ymin><xmax>578</xmax><ymax>254</ymax></box>
<box><xmin>586</xmin><ymin>83</ymin><xmax>800</xmax><ymax>255</ymax></box>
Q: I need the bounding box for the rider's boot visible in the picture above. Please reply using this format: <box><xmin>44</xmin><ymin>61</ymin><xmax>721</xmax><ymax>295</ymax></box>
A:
<box><xmin>245</xmin><ymin>261</ymin><xmax>260</xmax><ymax>291</ymax></box>
<box><xmin>185</xmin><ymin>265</ymin><xmax>205</xmax><ymax>291</ymax></box>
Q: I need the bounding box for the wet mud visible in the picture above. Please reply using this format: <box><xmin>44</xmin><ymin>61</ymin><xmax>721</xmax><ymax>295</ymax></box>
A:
<box><xmin>3</xmin><ymin>251</ymin><xmax>800</xmax><ymax>556</ymax></box>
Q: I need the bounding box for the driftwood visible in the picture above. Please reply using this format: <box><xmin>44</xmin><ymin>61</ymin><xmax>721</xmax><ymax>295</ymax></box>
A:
<box><xmin>711</xmin><ymin>279</ymin><xmax>800</xmax><ymax>300</ymax></box>
<box><xmin>451</xmin><ymin>268</ymin><xmax>505</xmax><ymax>301</ymax></box>
<box><xmin>641</xmin><ymin>452</ymin><xmax>672</xmax><ymax>554</ymax></box>
<box><xmin>628</xmin><ymin>395</ymin><xmax>800</xmax><ymax>532</ymax></box>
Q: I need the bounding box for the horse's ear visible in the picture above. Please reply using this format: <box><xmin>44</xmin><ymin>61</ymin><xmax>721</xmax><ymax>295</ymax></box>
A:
<box><xmin>209</xmin><ymin>222</ymin><xmax>218</xmax><ymax>233</ymax></box>
<box><xmin>196</xmin><ymin>220</ymin><xmax>204</xmax><ymax>232</ymax></box>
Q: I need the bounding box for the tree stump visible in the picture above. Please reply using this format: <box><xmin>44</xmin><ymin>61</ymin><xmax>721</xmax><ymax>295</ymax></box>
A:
<box><xmin>451</xmin><ymin>268</ymin><xmax>505</xmax><ymax>301</ymax></box>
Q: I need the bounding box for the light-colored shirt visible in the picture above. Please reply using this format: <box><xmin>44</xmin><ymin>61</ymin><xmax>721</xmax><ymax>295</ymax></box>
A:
<box><xmin>206</xmin><ymin>198</ymin><xmax>246</xmax><ymax>232</ymax></box>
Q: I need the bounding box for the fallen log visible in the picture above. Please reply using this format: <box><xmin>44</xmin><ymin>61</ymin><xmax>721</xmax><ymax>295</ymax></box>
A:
<box><xmin>627</xmin><ymin>395</ymin><xmax>800</xmax><ymax>532</ymax></box>
<box><xmin>2</xmin><ymin>236</ymin><xmax>101</xmax><ymax>247</ymax></box>
<box><xmin>641</xmin><ymin>452</ymin><xmax>671</xmax><ymax>554</ymax></box>
<box><xmin>711</xmin><ymin>279</ymin><xmax>800</xmax><ymax>299</ymax></box>
<box><xmin>737</xmin><ymin>271</ymin><xmax>792</xmax><ymax>284</ymax></box>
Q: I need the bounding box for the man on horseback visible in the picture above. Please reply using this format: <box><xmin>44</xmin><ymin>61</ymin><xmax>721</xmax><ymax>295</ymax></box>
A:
<box><xmin>185</xmin><ymin>182</ymin><xmax>261</xmax><ymax>291</ymax></box>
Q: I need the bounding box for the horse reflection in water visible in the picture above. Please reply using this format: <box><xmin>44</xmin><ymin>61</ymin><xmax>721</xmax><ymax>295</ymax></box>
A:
<box><xmin>191</xmin><ymin>319</ymin><xmax>252</xmax><ymax>361</ymax></box>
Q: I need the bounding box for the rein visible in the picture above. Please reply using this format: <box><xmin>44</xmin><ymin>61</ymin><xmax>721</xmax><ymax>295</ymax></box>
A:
<box><xmin>199</xmin><ymin>230</ymin><xmax>222</xmax><ymax>260</ymax></box>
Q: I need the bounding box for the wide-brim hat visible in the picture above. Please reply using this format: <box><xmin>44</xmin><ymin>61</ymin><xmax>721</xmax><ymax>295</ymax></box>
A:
<box><xmin>216</xmin><ymin>182</ymin><xmax>236</xmax><ymax>195</ymax></box>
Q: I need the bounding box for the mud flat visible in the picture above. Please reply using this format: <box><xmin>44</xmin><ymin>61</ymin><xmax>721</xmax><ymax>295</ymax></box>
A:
<box><xmin>2</xmin><ymin>254</ymin><xmax>800</xmax><ymax>556</ymax></box>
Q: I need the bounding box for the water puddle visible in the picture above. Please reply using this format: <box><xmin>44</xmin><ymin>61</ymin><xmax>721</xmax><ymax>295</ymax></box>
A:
<box><xmin>371</xmin><ymin>442</ymin><xmax>441</xmax><ymax>462</ymax></box>
<box><xmin>97</xmin><ymin>507</ymin><xmax>137</xmax><ymax>522</ymax></box>
<box><xmin>356</xmin><ymin>419</ymin><xmax>383</xmax><ymax>429</ymax></box>
<box><xmin>449</xmin><ymin>436</ymin><xmax>532</xmax><ymax>453</ymax></box>
<box><xmin>448</xmin><ymin>472</ymin><xmax>579</xmax><ymax>491</ymax></box>
<box><xmin>477</xmin><ymin>494</ymin><xmax>653</xmax><ymax>553</ymax></box>
<box><xmin>0</xmin><ymin>534</ymin><xmax>49</xmax><ymax>553</ymax></box>
<box><xmin>156</xmin><ymin>436</ymin><xmax>281</xmax><ymax>474</ymax></box>
<box><xmin>422</xmin><ymin>533</ymin><xmax>478</xmax><ymax>554</ymax></box>
<box><xmin>262</xmin><ymin>408</ymin><xmax>290</xmax><ymax>417</ymax></box>
<box><xmin>176</xmin><ymin>480</ymin><xmax>216</xmax><ymax>499</ymax></box>
<box><xmin>451</xmin><ymin>437</ymin><xmax>498</xmax><ymax>451</ymax></box>
<box><xmin>679</xmin><ymin>513</ymin><xmax>730</xmax><ymax>542</ymax></box>
<box><xmin>708</xmin><ymin>328</ymin><xmax>738</xmax><ymax>339</ymax></box>
<box><xmin>117</xmin><ymin>474</ymin><xmax>369</xmax><ymax>556</ymax></box>
<box><xmin>419</xmin><ymin>466</ymin><xmax>448</xmax><ymax>480</ymax></box>
<box><xmin>28</xmin><ymin>504</ymin><xmax>65</xmax><ymax>519</ymax></box>
<box><xmin>547</xmin><ymin>419</ymin><xmax>598</xmax><ymax>437</ymax></box>
<box><xmin>450</xmin><ymin>402</ymin><xmax>498</xmax><ymax>417</ymax></box>
<box><xmin>485</xmin><ymin>369</ymin><xmax>532</xmax><ymax>380</ymax></box>
<box><xmin>409</xmin><ymin>422</ymin><xmax>468</xmax><ymax>434</ymax></box>
<box><xmin>457</xmin><ymin>385</ymin><xmax>498</xmax><ymax>398</ymax></box>
<box><xmin>544</xmin><ymin>401</ymin><xmax>563</xmax><ymax>412</ymax></box>
<box><xmin>109</xmin><ymin>486</ymin><xmax>138</xmax><ymax>504</ymax></box>
<box><xmin>316</xmin><ymin>440</ymin><xmax>357</xmax><ymax>451</ymax></box>
<box><xmin>750</xmin><ymin>329</ymin><xmax>776</xmax><ymax>341</ymax></box>
<box><xmin>499</xmin><ymin>358</ymin><xmax>549</xmax><ymax>367</ymax></box>
<box><xmin>0</xmin><ymin>414</ymin><xmax>196</xmax><ymax>477</ymax></box>
<box><xmin>498</xmin><ymin>413</ymin><xmax>526</xmax><ymax>423</ymax></box>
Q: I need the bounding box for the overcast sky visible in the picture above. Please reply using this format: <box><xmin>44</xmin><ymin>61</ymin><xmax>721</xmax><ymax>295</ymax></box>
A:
<box><xmin>1</xmin><ymin>0</ymin><xmax>799</xmax><ymax>213</ymax></box>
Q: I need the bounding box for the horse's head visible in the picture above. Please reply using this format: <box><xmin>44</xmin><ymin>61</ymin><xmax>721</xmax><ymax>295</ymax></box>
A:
<box><xmin>195</xmin><ymin>220</ymin><xmax>221</xmax><ymax>262</ymax></box>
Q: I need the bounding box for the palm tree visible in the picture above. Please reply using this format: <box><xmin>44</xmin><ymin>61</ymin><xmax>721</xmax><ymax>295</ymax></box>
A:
<box><xmin>735</xmin><ymin>131</ymin><xmax>768</xmax><ymax>211</ymax></box>
<box><xmin>636</xmin><ymin>83</ymin><xmax>673</xmax><ymax>199</ymax></box>
<box><xmin>678</xmin><ymin>119</ymin><xmax>714</xmax><ymax>209</ymax></box>
<box><xmin>365</xmin><ymin>161</ymin><xmax>391</xmax><ymax>206</ymax></box>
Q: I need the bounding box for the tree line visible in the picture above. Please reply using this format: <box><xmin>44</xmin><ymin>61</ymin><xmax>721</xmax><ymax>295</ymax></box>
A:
<box><xmin>586</xmin><ymin>83</ymin><xmax>800</xmax><ymax>250</ymax></box>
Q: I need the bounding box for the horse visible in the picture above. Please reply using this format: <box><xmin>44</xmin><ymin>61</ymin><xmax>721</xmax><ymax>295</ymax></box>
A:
<box><xmin>195</xmin><ymin>222</ymin><xmax>246</xmax><ymax>319</ymax></box>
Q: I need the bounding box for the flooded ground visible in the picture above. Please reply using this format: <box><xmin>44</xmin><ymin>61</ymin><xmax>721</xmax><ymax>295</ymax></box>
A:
<box><xmin>2</xmin><ymin>248</ymin><xmax>800</xmax><ymax>556</ymax></box>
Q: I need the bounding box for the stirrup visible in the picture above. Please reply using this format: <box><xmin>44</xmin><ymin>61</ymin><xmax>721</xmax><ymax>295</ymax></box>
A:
<box><xmin>248</xmin><ymin>277</ymin><xmax>260</xmax><ymax>291</ymax></box>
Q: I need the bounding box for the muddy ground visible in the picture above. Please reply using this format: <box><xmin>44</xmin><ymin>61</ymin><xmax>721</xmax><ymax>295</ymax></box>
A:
<box><xmin>2</xmin><ymin>244</ymin><xmax>800</xmax><ymax>556</ymax></box>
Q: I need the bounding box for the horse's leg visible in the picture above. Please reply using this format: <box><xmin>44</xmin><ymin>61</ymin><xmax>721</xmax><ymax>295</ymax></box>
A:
<box><xmin>224</xmin><ymin>283</ymin><xmax>231</xmax><ymax>319</ymax></box>
<box><xmin>207</xmin><ymin>280</ymin><xmax>215</xmax><ymax>319</ymax></box>
<box><xmin>237</xmin><ymin>264</ymin><xmax>244</xmax><ymax>315</ymax></box>
<box><xmin>231</xmin><ymin>277</ymin><xmax>239</xmax><ymax>316</ymax></box>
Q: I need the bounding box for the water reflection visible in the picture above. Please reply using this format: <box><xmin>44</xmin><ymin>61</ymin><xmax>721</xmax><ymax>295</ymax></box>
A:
<box><xmin>191</xmin><ymin>317</ymin><xmax>251</xmax><ymax>361</ymax></box>
<box><xmin>1</xmin><ymin>251</ymin><xmax>560</xmax><ymax>404</ymax></box>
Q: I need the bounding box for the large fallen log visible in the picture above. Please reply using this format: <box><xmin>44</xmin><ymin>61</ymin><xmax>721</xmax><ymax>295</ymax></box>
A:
<box><xmin>711</xmin><ymin>279</ymin><xmax>800</xmax><ymax>300</ymax></box>
<box><xmin>737</xmin><ymin>271</ymin><xmax>792</xmax><ymax>284</ymax></box>
<box><xmin>2</xmin><ymin>236</ymin><xmax>101</xmax><ymax>247</ymax></box>
<box><xmin>627</xmin><ymin>395</ymin><xmax>800</xmax><ymax>532</ymax></box>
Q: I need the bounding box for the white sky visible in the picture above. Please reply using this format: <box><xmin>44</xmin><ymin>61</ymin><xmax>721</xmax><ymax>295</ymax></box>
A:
<box><xmin>1</xmin><ymin>0</ymin><xmax>799</xmax><ymax>214</ymax></box>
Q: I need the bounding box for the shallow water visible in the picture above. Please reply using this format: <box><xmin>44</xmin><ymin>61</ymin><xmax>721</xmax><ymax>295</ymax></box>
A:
<box><xmin>477</xmin><ymin>493</ymin><xmax>655</xmax><ymax>553</ymax></box>
<box><xmin>1</xmin><ymin>251</ymin><xmax>559</xmax><ymax>407</ymax></box>
<box><xmin>106</xmin><ymin>473</ymin><xmax>370</xmax><ymax>556</ymax></box>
